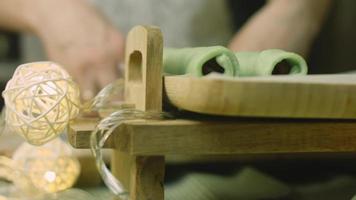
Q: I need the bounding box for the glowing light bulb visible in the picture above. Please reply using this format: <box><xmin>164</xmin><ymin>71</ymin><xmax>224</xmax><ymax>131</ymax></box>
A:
<box><xmin>44</xmin><ymin>171</ymin><xmax>57</xmax><ymax>183</ymax></box>
<box><xmin>12</xmin><ymin>138</ymin><xmax>81</xmax><ymax>193</ymax></box>
<box><xmin>2</xmin><ymin>62</ymin><xmax>80</xmax><ymax>145</ymax></box>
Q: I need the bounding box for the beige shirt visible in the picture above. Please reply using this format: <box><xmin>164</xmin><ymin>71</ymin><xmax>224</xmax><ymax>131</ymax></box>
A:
<box><xmin>22</xmin><ymin>0</ymin><xmax>233</xmax><ymax>61</ymax></box>
<box><xmin>91</xmin><ymin>0</ymin><xmax>233</xmax><ymax>47</ymax></box>
<box><xmin>22</xmin><ymin>0</ymin><xmax>356</xmax><ymax>73</ymax></box>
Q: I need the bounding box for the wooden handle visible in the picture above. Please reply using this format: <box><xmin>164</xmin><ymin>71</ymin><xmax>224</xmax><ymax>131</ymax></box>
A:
<box><xmin>120</xmin><ymin>26</ymin><xmax>165</xmax><ymax>200</ymax></box>
<box><xmin>124</xmin><ymin>25</ymin><xmax>163</xmax><ymax>112</ymax></box>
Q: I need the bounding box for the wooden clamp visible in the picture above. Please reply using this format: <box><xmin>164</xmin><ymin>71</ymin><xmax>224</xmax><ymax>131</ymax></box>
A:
<box><xmin>124</xmin><ymin>26</ymin><xmax>163</xmax><ymax>112</ymax></box>
<box><xmin>112</xmin><ymin>25</ymin><xmax>164</xmax><ymax>200</ymax></box>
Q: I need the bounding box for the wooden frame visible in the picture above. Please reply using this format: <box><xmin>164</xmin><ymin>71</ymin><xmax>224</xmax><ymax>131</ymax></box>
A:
<box><xmin>114</xmin><ymin>25</ymin><xmax>164</xmax><ymax>200</ymax></box>
<box><xmin>69</xmin><ymin>118</ymin><xmax>356</xmax><ymax>155</ymax></box>
<box><xmin>68</xmin><ymin>26</ymin><xmax>356</xmax><ymax>200</ymax></box>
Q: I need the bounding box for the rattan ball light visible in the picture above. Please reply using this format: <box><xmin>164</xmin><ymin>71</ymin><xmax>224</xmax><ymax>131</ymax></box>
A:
<box><xmin>2</xmin><ymin>62</ymin><xmax>80</xmax><ymax>145</ymax></box>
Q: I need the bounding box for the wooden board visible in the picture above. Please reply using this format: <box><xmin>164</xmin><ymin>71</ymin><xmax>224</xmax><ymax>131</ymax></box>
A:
<box><xmin>116</xmin><ymin>25</ymin><xmax>165</xmax><ymax>200</ymax></box>
<box><xmin>164</xmin><ymin>74</ymin><xmax>356</xmax><ymax>118</ymax></box>
<box><xmin>68</xmin><ymin>118</ymin><xmax>356</xmax><ymax>155</ymax></box>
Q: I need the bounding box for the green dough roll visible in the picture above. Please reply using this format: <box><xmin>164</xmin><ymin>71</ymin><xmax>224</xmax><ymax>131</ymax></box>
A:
<box><xmin>163</xmin><ymin>46</ymin><xmax>238</xmax><ymax>77</ymax></box>
<box><xmin>235</xmin><ymin>49</ymin><xmax>308</xmax><ymax>76</ymax></box>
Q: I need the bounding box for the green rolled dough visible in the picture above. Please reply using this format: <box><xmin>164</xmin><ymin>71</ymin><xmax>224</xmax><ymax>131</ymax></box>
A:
<box><xmin>163</xmin><ymin>46</ymin><xmax>238</xmax><ymax>77</ymax></box>
<box><xmin>235</xmin><ymin>49</ymin><xmax>308</xmax><ymax>76</ymax></box>
<box><xmin>163</xmin><ymin>48</ymin><xmax>308</xmax><ymax>77</ymax></box>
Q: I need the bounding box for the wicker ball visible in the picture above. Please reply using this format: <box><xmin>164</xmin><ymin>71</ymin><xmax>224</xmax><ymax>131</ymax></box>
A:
<box><xmin>12</xmin><ymin>138</ymin><xmax>81</xmax><ymax>193</ymax></box>
<box><xmin>2</xmin><ymin>62</ymin><xmax>80</xmax><ymax>145</ymax></box>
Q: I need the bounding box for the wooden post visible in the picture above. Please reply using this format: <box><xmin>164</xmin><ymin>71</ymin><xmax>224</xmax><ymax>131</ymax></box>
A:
<box><xmin>112</xmin><ymin>25</ymin><xmax>165</xmax><ymax>200</ymax></box>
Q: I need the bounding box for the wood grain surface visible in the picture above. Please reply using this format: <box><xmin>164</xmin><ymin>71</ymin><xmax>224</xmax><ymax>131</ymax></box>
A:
<box><xmin>115</xmin><ymin>25</ymin><xmax>164</xmax><ymax>200</ymax></box>
<box><xmin>68</xmin><ymin>118</ymin><xmax>356</xmax><ymax>155</ymax></box>
<box><xmin>164</xmin><ymin>74</ymin><xmax>356</xmax><ymax>118</ymax></box>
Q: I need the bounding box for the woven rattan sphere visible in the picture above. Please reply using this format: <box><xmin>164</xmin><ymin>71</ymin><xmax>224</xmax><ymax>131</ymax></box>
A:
<box><xmin>12</xmin><ymin>138</ymin><xmax>81</xmax><ymax>193</ymax></box>
<box><xmin>2</xmin><ymin>62</ymin><xmax>80</xmax><ymax>145</ymax></box>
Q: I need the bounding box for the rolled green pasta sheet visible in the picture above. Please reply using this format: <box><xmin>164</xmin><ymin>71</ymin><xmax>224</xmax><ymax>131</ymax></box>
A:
<box><xmin>163</xmin><ymin>46</ymin><xmax>238</xmax><ymax>77</ymax></box>
<box><xmin>235</xmin><ymin>49</ymin><xmax>308</xmax><ymax>76</ymax></box>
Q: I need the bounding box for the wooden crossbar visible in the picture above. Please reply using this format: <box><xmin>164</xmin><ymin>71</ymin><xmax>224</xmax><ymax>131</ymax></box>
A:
<box><xmin>69</xmin><ymin>118</ymin><xmax>356</xmax><ymax>155</ymax></box>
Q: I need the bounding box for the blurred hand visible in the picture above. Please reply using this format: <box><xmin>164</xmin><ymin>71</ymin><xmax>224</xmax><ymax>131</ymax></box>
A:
<box><xmin>33</xmin><ymin>0</ymin><xmax>125</xmax><ymax>101</ymax></box>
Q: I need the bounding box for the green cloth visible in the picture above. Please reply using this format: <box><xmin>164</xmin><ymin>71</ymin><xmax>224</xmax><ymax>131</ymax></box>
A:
<box><xmin>235</xmin><ymin>49</ymin><xmax>308</xmax><ymax>76</ymax></box>
<box><xmin>163</xmin><ymin>48</ymin><xmax>308</xmax><ymax>77</ymax></box>
<box><xmin>163</xmin><ymin>46</ymin><xmax>238</xmax><ymax>77</ymax></box>
<box><xmin>78</xmin><ymin>168</ymin><xmax>291</xmax><ymax>200</ymax></box>
<box><xmin>79</xmin><ymin>170</ymin><xmax>356</xmax><ymax>200</ymax></box>
<box><xmin>165</xmin><ymin>167</ymin><xmax>291</xmax><ymax>200</ymax></box>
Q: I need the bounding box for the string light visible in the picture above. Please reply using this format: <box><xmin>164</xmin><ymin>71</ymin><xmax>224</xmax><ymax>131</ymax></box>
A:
<box><xmin>12</xmin><ymin>138</ymin><xmax>80</xmax><ymax>193</ymax></box>
<box><xmin>88</xmin><ymin>79</ymin><xmax>170</xmax><ymax>198</ymax></box>
<box><xmin>2</xmin><ymin>62</ymin><xmax>80</xmax><ymax>145</ymax></box>
<box><xmin>0</xmin><ymin>156</ymin><xmax>40</xmax><ymax>199</ymax></box>
<box><xmin>0</xmin><ymin>61</ymin><xmax>166</xmax><ymax>199</ymax></box>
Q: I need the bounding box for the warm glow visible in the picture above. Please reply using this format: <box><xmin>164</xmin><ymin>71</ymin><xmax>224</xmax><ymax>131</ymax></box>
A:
<box><xmin>12</xmin><ymin>138</ymin><xmax>81</xmax><ymax>193</ymax></box>
<box><xmin>2</xmin><ymin>61</ymin><xmax>80</xmax><ymax>145</ymax></box>
<box><xmin>44</xmin><ymin>171</ymin><xmax>56</xmax><ymax>183</ymax></box>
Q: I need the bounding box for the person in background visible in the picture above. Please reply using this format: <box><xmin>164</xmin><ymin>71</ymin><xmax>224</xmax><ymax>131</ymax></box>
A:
<box><xmin>3</xmin><ymin>1</ymin><xmax>356</xmax><ymax>199</ymax></box>
<box><xmin>0</xmin><ymin>0</ymin><xmax>332</xmax><ymax>100</ymax></box>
